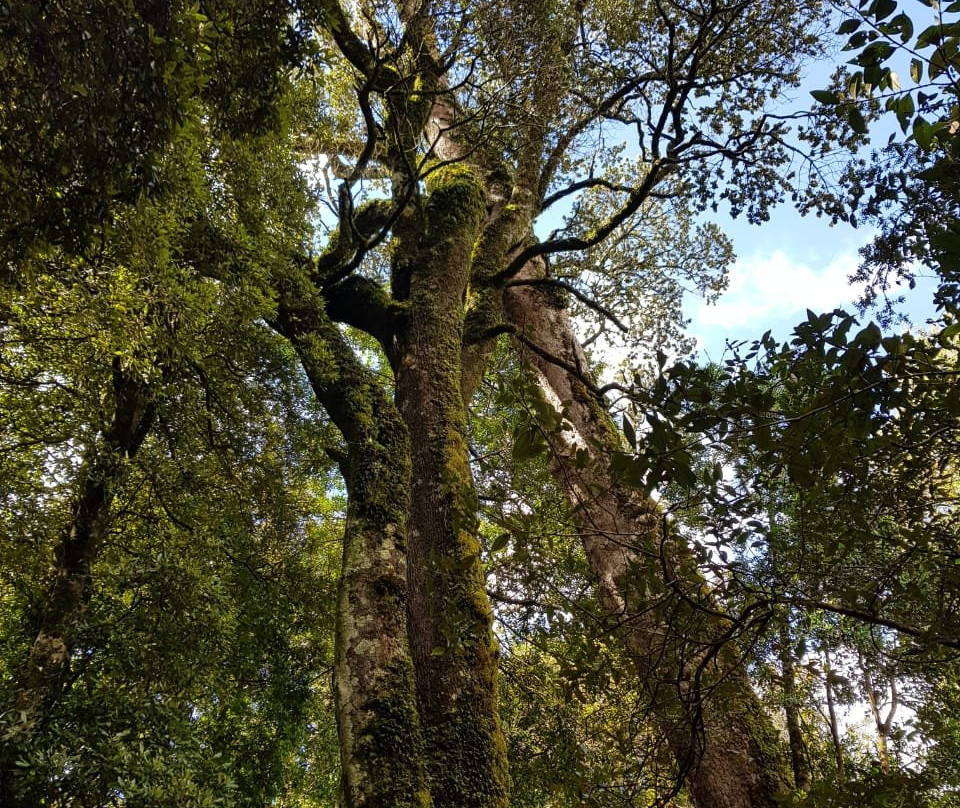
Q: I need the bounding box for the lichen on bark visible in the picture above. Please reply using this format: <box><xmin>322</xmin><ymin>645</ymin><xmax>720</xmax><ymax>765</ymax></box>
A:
<box><xmin>274</xmin><ymin>297</ymin><xmax>431</xmax><ymax>808</ymax></box>
<box><xmin>394</xmin><ymin>161</ymin><xmax>509</xmax><ymax>808</ymax></box>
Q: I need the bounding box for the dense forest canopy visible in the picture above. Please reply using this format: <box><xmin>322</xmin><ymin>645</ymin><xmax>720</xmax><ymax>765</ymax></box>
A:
<box><xmin>1</xmin><ymin>1</ymin><xmax>959</xmax><ymax>807</ymax></box>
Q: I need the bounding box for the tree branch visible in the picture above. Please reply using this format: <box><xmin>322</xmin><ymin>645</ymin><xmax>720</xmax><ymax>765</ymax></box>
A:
<box><xmin>507</xmin><ymin>276</ymin><xmax>629</xmax><ymax>333</ymax></box>
<box><xmin>764</xmin><ymin>594</ymin><xmax>960</xmax><ymax>651</ymax></box>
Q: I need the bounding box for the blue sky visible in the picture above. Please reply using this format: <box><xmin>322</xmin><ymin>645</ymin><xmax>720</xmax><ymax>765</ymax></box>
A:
<box><xmin>686</xmin><ymin>202</ymin><xmax>942</xmax><ymax>361</ymax></box>
<box><xmin>683</xmin><ymin>20</ymin><xmax>947</xmax><ymax>362</ymax></box>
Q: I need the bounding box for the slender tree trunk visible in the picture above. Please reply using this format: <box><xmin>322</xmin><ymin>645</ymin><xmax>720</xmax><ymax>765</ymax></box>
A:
<box><xmin>505</xmin><ymin>279</ymin><xmax>789</xmax><ymax>808</ymax></box>
<box><xmin>276</xmin><ymin>301</ymin><xmax>430</xmax><ymax>808</ymax></box>
<box><xmin>22</xmin><ymin>359</ymin><xmax>155</xmax><ymax>703</ymax></box>
<box><xmin>393</xmin><ymin>167</ymin><xmax>509</xmax><ymax>808</ymax></box>
<box><xmin>1</xmin><ymin>360</ymin><xmax>156</xmax><ymax>805</ymax></box>
<box><xmin>823</xmin><ymin>651</ymin><xmax>846</xmax><ymax>783</ymax></box>
<box><xmin>779</xmin><ymin>626</ymin><xmax>810</xmax><ymax>790</ymax></box>
<box><xmin>862</xmin><ymin>664</ymin><xmax>895</xmax><ymax>774</ymax></box>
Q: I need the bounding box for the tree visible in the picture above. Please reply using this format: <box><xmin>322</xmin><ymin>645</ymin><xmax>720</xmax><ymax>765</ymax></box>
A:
<box><xmin>257</xmin><ymin>3</ymin><xmax>825</xmax><ymax>807</ymax></box>
<box><xmin>10</xmin><ymin>2</ymin><xmax>948</xmax><ymax>808</ymax></box>
<box><xmin>0</xmin><ymin>117</ymin><xmax>339</xmax><ymax>805</ymax></box>
<box><xmin>625</xmin><ymin>307</ymin><xmax>960</xmax><ymax>804</ymax></box>
<box><xmin>804</xmin><ymin>0</ymin><xmax>960</xmax><ymax>318</ymax></box>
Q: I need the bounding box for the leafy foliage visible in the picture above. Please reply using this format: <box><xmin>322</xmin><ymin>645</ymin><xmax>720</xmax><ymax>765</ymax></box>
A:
<box><xmin>4</xmin><ymin>1</ymin><xmax>960</xmax><ymax>807</ymax></box>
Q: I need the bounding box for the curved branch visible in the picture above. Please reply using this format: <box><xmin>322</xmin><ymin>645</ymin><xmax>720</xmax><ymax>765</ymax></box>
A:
<box><xmin>318</xmin><ymin>0</ymin><xmax>400</xmax><ymax>90</ymax></box>
<box><xmin>324</xmin><ymin>274</ymin><xmax>404</xmax><ymax>354</ymax></box>
<box><xmin>495</xmin><ymin>159</ymin><xmax>672</xmax><ymax>283</ymax></box>
<box><xmin>763</xmin><ymin>594</ymin><xmax>960</xmax><ymax>651</ymax></box>
<box><xmin>507</xmin><ymin>276</ymin><xmax>629</xmax><ymax>333</ymax></box>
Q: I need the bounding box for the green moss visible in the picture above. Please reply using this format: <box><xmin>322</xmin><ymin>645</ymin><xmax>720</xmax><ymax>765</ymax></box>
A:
<box><xmin>354</xmin><ymin>662</ymin><xmax>433</xmax><ymax>808</ymax></box>
<box><xmin>390</xmin><ymin>159</ymin><xmax>510</xmax><ymax>808</ymax></box>
<box><xmin>424</xmin><ymin>162</ymin><xmax>479</xmax><ymax>196</ymax></box>
<box><xmin>439</xmin><ymin>426</ymin><xmax>477</xmax><ymax>527</ymax></box>
<box><xmin>418</xmin><ymin>425</ymin><xmax>508</xmax><ymax>808</ymax></box>
<box><xmin>424</xmin><ymin>164</ymin><xmax>485</xmax><ymax>241</ymax></box>
<box><xmin>424</xmin><ymin>676</ymin><xmax>510</xmax><ymax>808</ymax></box>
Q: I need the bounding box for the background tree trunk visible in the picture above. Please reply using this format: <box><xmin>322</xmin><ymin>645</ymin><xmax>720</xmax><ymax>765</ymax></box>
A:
<box><xmin>22</xmin><ymin>359</ymin><xmax>155</xmax><ymax>705</ymax></box>
<box><xmin>1</xmin><ymin>360</ymin><xmax>156</xmax><ymax>805</ymax></box>
<box><xmin>862</xmin><ymin>663</ymin><xmax>896</xmax><ymax>774</ymax></box>
<box><xmin>505</xmin><ymin>279</ymin><xmax>789</xmax><ymax>808</ymax></box>
<box><xmin>824</xmin><ymin>651</ymin><xmax>846</xmax><ymax>783</ymax></box>
<box><xmin>780</xmin><ymin>625</ymin><xmax>811</xmax><ymax>790</ymax></box>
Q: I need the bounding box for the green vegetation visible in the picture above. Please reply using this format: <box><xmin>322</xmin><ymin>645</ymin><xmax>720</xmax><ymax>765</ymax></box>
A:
<box><xmin>2</xmin><ymin>2</ymin><xmax>959</xmax><ymax>807</ymax></box>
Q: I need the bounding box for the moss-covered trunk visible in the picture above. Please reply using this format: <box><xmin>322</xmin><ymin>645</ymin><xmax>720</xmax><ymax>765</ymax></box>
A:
<box><xmin>275</xmin><ymin>301</ymin><xmax>430</xmax><ymax>808</ymax></box>
<box><xmin>393</xmin><ymin>166</ymin><xmax>509</xmax><ymax>808</ymax></box>
<box><xmin>505</xmin><ymin>279</ymin><xmax>789</xmax><ymax>808</ymax></box>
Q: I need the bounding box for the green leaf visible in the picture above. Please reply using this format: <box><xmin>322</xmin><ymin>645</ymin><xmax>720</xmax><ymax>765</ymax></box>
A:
<box><xmin>893</xmin><ymin>11</ymin><xmax>914</xmax><ymax>41</ymax></box>
<box><xmin>863</xmin><ymin>62</ymin><xmax>884</xmax><ymax>87</ymax></box>
<box><xmin>512</xmin><ymin>423</ymin><xmax>547</xmax><ymax>461</ymax></box>
<box><xmin>810</xmin><ymin>89</ymin><xmax>840</xmax><ymax>105</ymax></box>
<box><xmin>896</xmin><ymin>93</ymin><xmax>915</xmax><ymax>132</ymax></box>
<box><xmin>787</xmin><ymin>454</ymin><xmax>814</xmax><ymax>486</ymax></box>
<box><xmin>913</xmin><ymin>116</ymin><xmax>935</xmax><ymax>149</ymax></box>
<box><xmin>939</xmin><ymin>322</ymin><xmax>960</xmax><ymax>340</ymax></box>
<box><xmin>871</xmin><ymin>0</ymin><xmax>898</xmax><ymax>21</ymax></box>
<box><xmin>916</xmin><ymin>24</ymin><xmax>944</xmax><ymax>48</ymax></box>
<box><xmin>854</xmin><ymin>322</ymin><xmax>883</xmax><ymax>349</ymax></box>
<box><xmin>838</xmin><ymin>18</ymin><xmax>862</xmax><ymax>35</ymax></box>
<box><xmin>848</xmin><ymin>105</ymin><xmax>868</xmax><ymax>134</ymax></box>
<box><xmin>672</xmin><ymin>456</ymin><xmax>698</xmax><ymax>489</ymax></box>
<box><xmin>844</xmin><ymin>30</ymin><xmax>871</xmax><ymax>50</ymax></box>
<box><xmin>490</xmin><ymin>532</ymin><xmax>510</xmax><ymax>553</ymax></box>
<box><xmin>931</xmin><ymin>224</ymin><xmax>960</xmax><ymax>255</ymax></box>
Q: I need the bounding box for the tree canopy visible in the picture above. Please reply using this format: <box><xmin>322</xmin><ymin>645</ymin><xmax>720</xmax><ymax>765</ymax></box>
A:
<box><xmin>1</xmin><ymin>2</ymin><xmax>959</xmax><ymax>808</ymax></box>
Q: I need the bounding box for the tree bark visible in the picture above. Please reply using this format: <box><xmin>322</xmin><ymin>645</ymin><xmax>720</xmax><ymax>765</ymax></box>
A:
<box><xmin>393</xmin><ymin>166</ymin><xmax>509</xmax><ymax>808</ymax></box>
<box><xmin>505</xmin><ymin>278</ymin><xmax>789</xmax><ymax>808</ymax></box>
<box><xmin>276</xmin><ymin>300</ymin><xmax>431</xmax><ymax>808</ymax></box>
<box><xmin>22</xmin><ymin>359</ymin><xmax>155</xmax><ymax>704</ymax></box>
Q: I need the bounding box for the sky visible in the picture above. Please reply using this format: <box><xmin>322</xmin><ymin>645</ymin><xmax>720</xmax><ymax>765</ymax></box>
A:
<box><xmin>683</xmin><ymin>26</ymin><xmax>946</xmax><ymax>362</ymax></box>
<box><xmin>686</xmin><ymin>204</ymin><xmax>942</xmax><ymax>361</ymax></box>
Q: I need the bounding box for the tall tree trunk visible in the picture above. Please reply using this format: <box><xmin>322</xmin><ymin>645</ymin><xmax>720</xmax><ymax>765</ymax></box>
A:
<box><xmin>22</xmin><ymin>359</ymin><xmax>155</xmax><ymax>704</ymax></box>
<box><xmin>823</xmin><ymin>651</ymin><xmax>846</xmax><ymax>782</ymax></box>
<box><xmin>779</xmin><ymin>625</ymin><xmax>810</xmax><ymax>790</ymax></box>
<box><xmin>505</xmin><ymin>278</ymin><xmax>789</xmax><ymax>808</ymax></box>
<box><xmin>275</xmin><ymin>301</ymin><xmax>430</xmax><ymax>808</ymax></box>
<box><xmin>393</xmin><ymin>166</ymin><xmax>509</xmax><ymax>808</ymax></box>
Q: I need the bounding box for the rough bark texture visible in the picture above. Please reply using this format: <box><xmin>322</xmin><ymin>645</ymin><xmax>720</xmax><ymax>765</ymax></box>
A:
<box><xmin>505</xmin><ymin>278</ymin><xmax>789</xmax><ymax>808</ymax></box>
<box><xmin>394</xmin><ymin>165</ymin><xmax>509</xmax><ymax>808</ymax></box>
<box><xmin>276</xmin><ymin>301</ymin><xmax>430</xmax><ymax>808</ymax></box>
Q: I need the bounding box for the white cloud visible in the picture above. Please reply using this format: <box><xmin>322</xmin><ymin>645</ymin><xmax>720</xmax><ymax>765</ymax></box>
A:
<box><xmin>692</xmin><ymin>248</ymin><xmax>866</xmax><ymax>330</ymax></box>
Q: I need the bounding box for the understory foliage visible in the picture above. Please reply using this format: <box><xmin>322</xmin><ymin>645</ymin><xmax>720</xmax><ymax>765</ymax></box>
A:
<box><xmin>1</xmin><ymin>1</ymin><xmax>960</xmax><ymax>808</ymax></box>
